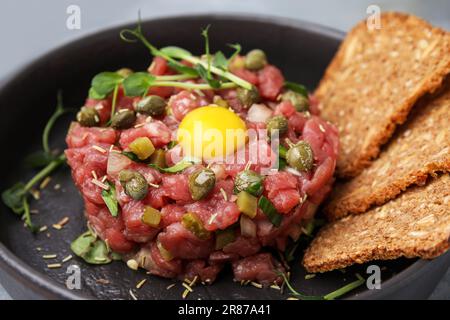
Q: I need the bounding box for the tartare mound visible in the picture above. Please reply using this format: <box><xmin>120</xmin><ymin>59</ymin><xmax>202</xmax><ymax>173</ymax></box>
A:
<box><xmin>65</xmin><ymin>54</ymin><xmax>338</xmax><ymax>285</ymax></box>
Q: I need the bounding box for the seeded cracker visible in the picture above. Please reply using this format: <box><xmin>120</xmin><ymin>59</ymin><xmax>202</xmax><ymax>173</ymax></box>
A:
<box><xmin>324</xmin><ymin>82</ymin><xmax>450</xmax><ymax>220</ymax></box>
<box><xmin>303</xmin><ymin>174</ymin><xmax>450</xmax><ymax>273</ymax></box>
<box><xmin>315</xmin><ymin>12</ymin><xmax>450</xmax><ymax>177</ymax></box>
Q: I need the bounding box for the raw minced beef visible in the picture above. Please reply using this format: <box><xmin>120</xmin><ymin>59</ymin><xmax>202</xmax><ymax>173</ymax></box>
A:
<box><xmin>65</xmin><ymin>55</ymin><xmax>339</xmax><ymax>286</ymax></box>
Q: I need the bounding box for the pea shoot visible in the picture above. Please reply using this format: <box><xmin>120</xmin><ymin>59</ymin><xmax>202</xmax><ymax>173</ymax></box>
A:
<box><xmin>278</xmin><ymin>271</ymin><xmax>366</xmax><ymax>300</ymax></box>
<box><xmin>119</xmin><ymin>16</ymin><xmax>253</xmax><ymax>90</ymax></box>
<box><xmin>2</xmin><ymin>93</ymin><xmax>70</xmax><ymax>231</ymax></box>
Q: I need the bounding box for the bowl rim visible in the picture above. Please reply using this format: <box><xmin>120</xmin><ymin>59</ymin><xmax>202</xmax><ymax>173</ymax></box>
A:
<box><xmin>0</xmin><ymin>12</ymin><xmax>444</xmax><ymax>300</ymax></box>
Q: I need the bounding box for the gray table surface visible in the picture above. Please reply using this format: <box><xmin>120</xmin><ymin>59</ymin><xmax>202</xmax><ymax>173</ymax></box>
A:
<box><xmin>0</xmin><ymin>0</ymin><xmax>449</xmax><ymax>300</ymax></box>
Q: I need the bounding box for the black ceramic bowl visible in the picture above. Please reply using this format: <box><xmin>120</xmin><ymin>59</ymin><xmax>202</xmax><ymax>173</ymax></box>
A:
<box><xmin>0</xmin><ymin>14</ymin><xmax>449</xmax><ymax>300</ymax></box>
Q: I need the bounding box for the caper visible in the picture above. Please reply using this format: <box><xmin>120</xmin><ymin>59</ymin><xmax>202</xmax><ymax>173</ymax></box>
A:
<box><xmin>119</xmin><ymin>169</ymin><xmax>148</xmax><ymax>200</ymax></box>
<box><xmin>281</xmin><ymin>90</ymin><xmax>309</xmax><ymax>112</ymax></box>
<box><xmin>188</xmin><ymin>168</ymin><xmax>216</xmax><ymax>201</ymax></box>
<box><xmin>76</xmin><ymin>106</ymin><xmax>100</xmax><ymax>127</ymax></box>
<box><xmin>136</xmin><ymin>95</ymin><xmax>166</xmax><ymax>116</ymax></box>
<box><xmin>116</xmin><ymin>68</ymin><xmax>133</xmax><ymax>78</ymax></box>
<box><xmin>234</xmin><ymin>170</ymin><xmax>264</xmax><ymax>196</ymax></box>
<box><xmin>244</xmin><ymin>49</ymin><xmax>267</xmax><ymax>70</ymax></box>
<box><xmin>237</xmin><ymin>86</ymin><xmax>260</xmax><ymax>108</ymax></box>
<box><xmin>286</xmin><ymin>141</ymin><xmax>314</xmax><ymax>172</ymax></box>
<box><xmin>266</xmin><ymin>115</ymin><xmax>288</xmax><ymax>138</ymax></box>
<box><xmin>111</xmin><ymin>110</ymin><xmax>136</xmax><ymax>129</ymax></box>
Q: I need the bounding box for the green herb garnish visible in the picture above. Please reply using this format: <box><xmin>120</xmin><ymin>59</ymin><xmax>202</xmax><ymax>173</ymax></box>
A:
<box><xmin>284</xmin><ymin>81</ymin><xmax>309</xmax><ymax>98</ymax></box>
<box><xmin>227</xmin><ymin>43</ymin><xmax>242</xmax><ymax>63</ymax></box>
<box><xmin>2</xmin><ymin>93</ymin><xmax>69</xmax><ymax>231</ymax></box>
<box><xmin>167</xmin><ymin>141</ymin><xmax>178</xmax><ymax>149</ymax></box>
<box><xmin>120</xmin><ymin>18</ymin><xmax>252</xmax><ymax>90</ymax></box>
<box><xmin>71</xmin><ymin>230</ymin><xmax>116</xmax><ymax>265</ymax></box>
<box><xmin>279</xmin><ymin>145</ymin><xmax>288</xmax><ymax>159</ymax></box>
<box><xmin>213</xmin><ymin>51</ymin><xmax>228</xmax><ymax>70</ymax></box>
<box><xmin>123</xmin><ymin>72</ymin><xmax>156</xmax><ymax>97</ymax></box>
<box><xmin>101</xmin><ymin>181</ymin><xmax>119</xmax><ymax>217</ymax></box>
<box><xmin>278</xmin><ymin>272</ymin><xmax>323</xmax><ymax>300</ymax></box>
<box><xmin>122</xmin><ymin>151</ymin><xmax>142</xmax><ymax>162</ymax></box>
<box><xmin>2</xmin><ymin>154</ymin><xmax>66</xmax><ymax>231</ymax></box>
<box><xmin>25</xmin><ymin>92</ymin><xmax>72</xmax><ymax>168</ymax></box>
<box><xmin>258</xmin><ymin>196</ymin><xmax>283</xmax><ymax>227</ymax></box>
<box><xmin>148</xmin><ymin>160</ymin><xmax>194</xmax><ymax>173</ymax></box>
<box><xmin>279</xmin><ymin>272</ymin><xmax>366</xmax><ymax>300</ymax></box>
<box><xmin>89</xmin><ymin>72</ymin><xmax>124</xmax><ymax>99</ymax></box>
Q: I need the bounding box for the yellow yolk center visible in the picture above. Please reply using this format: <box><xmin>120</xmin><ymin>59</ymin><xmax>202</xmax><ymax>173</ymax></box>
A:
<box><xmin>177</xmin><ymin>105</ymin><xmax>247</xmax><ymax>160</ymax></box>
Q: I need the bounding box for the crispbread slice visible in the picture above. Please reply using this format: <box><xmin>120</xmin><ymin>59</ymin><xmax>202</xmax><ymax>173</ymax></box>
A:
<box><xmin>315</xmin><ymin>12</ymin><xmax>450</xmax><ymax>177</ymax></box>
<box><xmin>303</xmin><ymin>174</ymin><xmax>450</xmax><ymax>273</ymax></box>
<box><xmin>324</xmin><ymin>83</ymin><xmax>450</xmax><ymax>220</ymax></box>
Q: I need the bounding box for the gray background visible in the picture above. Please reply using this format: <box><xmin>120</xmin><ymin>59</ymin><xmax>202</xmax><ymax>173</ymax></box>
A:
<box><xmin>0</xmin><ymin>0</ymin><xmax>449</xmax><ymax>299</ymax></box>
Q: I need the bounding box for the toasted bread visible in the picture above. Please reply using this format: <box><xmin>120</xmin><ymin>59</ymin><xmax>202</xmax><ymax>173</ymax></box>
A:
<box><xmin>315</xmin><ymin>12</ymin><xmax>450</xmax><ymax>177</ymax></box>
<box><xmin>324</xmin><ymin>83</ymin><xmax>450</xmax><ymax>220</ymax></box>
<box><xmin>303</xmin><ymin>174</ymin><xmax>450</xmax><ymax>273</ymax></box>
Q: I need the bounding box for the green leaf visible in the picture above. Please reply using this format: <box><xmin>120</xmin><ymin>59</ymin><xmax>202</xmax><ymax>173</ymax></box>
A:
<box><xmin>91</xmin><ymin>72</ymin><xmax>123</xmax><ymax>97</ymax></box>
<box><xmin>71</xmin><ymin>230</ymin><xmax>112</xmax><ymax>265</ymax></box>
<box><xmin>258</xmin><ymin>196</ymin><xmax>283</xmax><ymax>227</ymax></box>
<box><xmin>213</xmin><ymin>51</ymin><xmax>228</xmax><ymax>70</ymax></box>
<box><xmin>1</xmin><ymin>183</ymin><xmax>26</xmax><ymax>214</ymax></box>
<box><xmin>110</xmin><ymin>252</ymin><xmax>122</xmax><ymax>261</ymax></box>
<box><xmin>284</xmin><ymin>81</ymin><xmax>309</xmax><ymax>98</ymax></box>
<box><xmin>160</xmin><ymin>46</ymin><xmax>192</xmax><ymax>59</ymax></box>
<box><xmin>24</xmin><ymin>150</ymin><xmax>56</xmax><ymax>168</ymax></box>
<box><xmin>71</xmin><ymin>231</ymin><xmax>95</xmax><ymax>256</ymax></box>
<box><xmin>148</xmin><ymin>160</ymin><xmax>193</xmax><ymax>173</ymax></box>
<box><xmin>83</xmin><ymin>240</ymin><xmax>111</xmax><ymax>264</ymax></box>
<box><xmin>123</xmin><ymin>72</ymin><xmax>155</xmax><ymax>96</ymax></box>
<box><xmin>194</xmin><ymin>64</ymin><xmax>221</xmax><ymax>89</ymax></box>
<box><xmin>101</xmin><ymin>181</ymin><xmax>119</xmax><ymax>217</ymax></box>
<box><xmin>88</xmin><ymin>87</ymin><xmax>106</xmax><ymax>100</ymax></box>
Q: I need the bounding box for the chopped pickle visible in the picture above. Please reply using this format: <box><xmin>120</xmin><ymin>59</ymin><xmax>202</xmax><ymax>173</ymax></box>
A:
<box><xmin>213</xmin><ymin>96</ymin><xmax>229</xmax><ymax>108</ymax></box>
<box><xmin>129</xmin><ymin>137</ymin><xmax>155</xmax><ymax>160</ymax></box>
<box><xmin>236</xmin><ymin>191</ymin><xmax>257</xmax><ymax>218</ymax></box>
<box><xmin>215</xmin><ymin>228</ymin><xmax>236</xmax><ymax>250</ymax></box>
<box><xmin>157</xmin><ymin>241</ymin><xmax>173</xmax><ymax>261</ymax></box>
<box><xmin>181</xmin><ymin>212</ymin><xmax>211</xmax><ymax>240</ymax></box>
<box><xmin>141</xmin><ymin>206</ymin><xmax>161</xmax><ymax>227</ymax></box>
<box><xmin>149</xmin><ymin>149</ymin><xmax>167</xmax><ymax>168</ymax></box>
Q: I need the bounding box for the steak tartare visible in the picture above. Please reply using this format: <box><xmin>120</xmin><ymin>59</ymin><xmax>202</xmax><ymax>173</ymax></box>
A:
<box><xmin>65</xmin><ymin>31</ymin><xmax>339</xmax><ymax>286</ymax></box>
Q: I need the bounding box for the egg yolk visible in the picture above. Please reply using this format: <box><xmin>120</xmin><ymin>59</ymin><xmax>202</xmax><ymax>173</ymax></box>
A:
<box><xmin>177</xmin><ymin>105</ymin><xmax>247</xmax><ymax>160</ymax></box>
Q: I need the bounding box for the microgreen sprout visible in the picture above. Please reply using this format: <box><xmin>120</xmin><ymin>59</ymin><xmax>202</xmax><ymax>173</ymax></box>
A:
<box><xmin>2</xmin><ymin>93</ymin><xmax>69</xmax><ymax>231</ymax></box>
